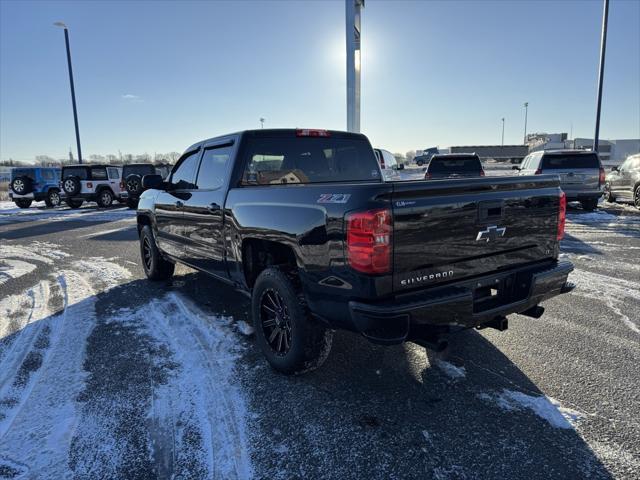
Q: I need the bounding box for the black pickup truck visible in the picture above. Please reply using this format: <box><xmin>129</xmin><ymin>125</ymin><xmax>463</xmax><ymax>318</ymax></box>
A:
<box><xmin>137</xmin><ymin>129</ymin><xmax>574</xmax><ymax>374</ymax></box>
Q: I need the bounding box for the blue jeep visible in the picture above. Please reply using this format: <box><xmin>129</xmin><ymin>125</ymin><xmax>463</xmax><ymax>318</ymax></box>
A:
<box><xmin>9</xmin><ymin>167</ymin><xmax>62</xmax><ymax>208</ymax></box>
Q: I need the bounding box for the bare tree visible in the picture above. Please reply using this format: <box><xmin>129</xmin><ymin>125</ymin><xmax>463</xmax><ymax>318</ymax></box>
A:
<box><xmin>405</xmin><ymin>150</ymin><xmax>416</xmax><ymax>162</ymax></box>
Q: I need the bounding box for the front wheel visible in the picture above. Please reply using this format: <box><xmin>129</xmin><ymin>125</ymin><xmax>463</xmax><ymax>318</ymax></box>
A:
<box><xmin>96</xmin><ymin>189</ymin><xmax>114</xmax><ymax>208</ymax></box>
<box><xmin>634</xmin><ymin>186</ymin><xmax>640</xmax><ymax>210</ymax></box>
<box><xmin>603</xmin><ymin>184</ymin><xmax>616</xmax><ymax>203</ymax></box>
<box><xmin>140</xmin><ymin>225</ymin><xmax>174</xmax><ymax>280</ymax></box>
<box><xmin>252</xmin><ymin>268</ymin><xmax>333</xmax><ymax>375</ymax></box>
<box><xmin>45</xmin><ymin>189</ymin><xmax>61</xmax><ymax>208</ymax></box>
<box><xmin>14</xmin><ymin>198</ymin><xmax>32</xmax><ymax>209</ymax></box>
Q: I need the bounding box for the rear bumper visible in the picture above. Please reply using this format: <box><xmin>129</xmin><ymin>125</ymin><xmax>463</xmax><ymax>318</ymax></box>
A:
<box><xmin>348</xmin><ymin>260</ymin><xmax>574</xmax><ymax>345</ymax></box>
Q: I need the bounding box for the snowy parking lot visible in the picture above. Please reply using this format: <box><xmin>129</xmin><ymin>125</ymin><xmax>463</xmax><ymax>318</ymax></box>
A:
<box><xmin>0</xmin><ymin>198</ymin><xmax>639</xmax><ymax>479</ymax></box>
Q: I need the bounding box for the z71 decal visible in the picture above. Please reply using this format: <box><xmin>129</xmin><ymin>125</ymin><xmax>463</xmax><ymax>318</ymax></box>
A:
<box><xmin>317</xmin><ymin>194</ymin><xmax>351</xmax><ymax>204</ymax></box>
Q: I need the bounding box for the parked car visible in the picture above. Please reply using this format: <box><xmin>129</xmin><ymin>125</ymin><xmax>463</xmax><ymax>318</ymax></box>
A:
<box><xmin>425</xmin><ymin>153</ymin><xmax>485</xmax><ymax>179</ymax></box>
<box><xmin>515</xmin><ymin>150</ymin><xmax>604</xmax><ymax>211</ymax></box>
<box><xmin>136</xmin><ymin>128</ymin><xmax>573</xmax><ymax>375</ymax></box>
<box><xmin>121</xmin><ymin>163</ymin><xmax>158</xmax><ymax>209</ymax></box>
<box><xmin>604</xmin><ymin>153</ymin><xmax>640</xmax><ymax>208</ymax></box>
<box><xmin>374</xmin><ymin>148</ymin><xmax>404</xmax><ymax>181</ymax></box>
<box><xmin>414</xmin><ymin>147</ymin><xmax>439</xmax><ymax>166</ymax></box>
<box><xmin>60</xmin><ymin>164</ymin><xmax>125</xmax><ymax>208</ymax></box>
<box><xmin>8</xmin><ymin>167</ymin><xmax>62</xmax><ymax>208</ymax></box>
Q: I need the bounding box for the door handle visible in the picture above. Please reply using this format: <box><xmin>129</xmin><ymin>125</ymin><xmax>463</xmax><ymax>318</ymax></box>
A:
<box><xmin>208</xmin><ymin>202</ymin><xmax>221</xmax><ymax>212</ymax></box>
<box><xmin>175</xmin><ymin>200</ymin><xmax>184</xmax><ymax>208</ymax></box>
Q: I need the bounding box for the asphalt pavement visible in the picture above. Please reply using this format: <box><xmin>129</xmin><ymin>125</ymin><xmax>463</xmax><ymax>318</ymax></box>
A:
<box><xmin>0</xmin><ymin>197</ymin><xmax>638</xmax><ymax>479</ymax></box>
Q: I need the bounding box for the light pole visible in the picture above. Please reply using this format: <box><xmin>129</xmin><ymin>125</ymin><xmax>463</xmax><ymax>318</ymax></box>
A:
<box><xmin>346</xmin><ymin>0</ymin><xmax>364</xmax><ymax>133</ymax></box>
<box><xmin>259</xmin><ymin>117</ymin><xmax>265</xmax><ymax>129</ymax></box>
<box><xmin>54</xmin><ymin>22</ymin><xmax>82</xmax><ymax>164</ymax></box>
<box><xmin>523</xmin><ymin>102</ymin><xmax>529</xmax><ymax>144</ymax></box>
<box><xmin>501</xmin><ymin>118</ymin><xmax>505</xmax><ymax>146</ymax></box>
<box><xmin>593</xmin><ymin>0</ymin><xmax>609</xmax><ymax>152</ymax></box>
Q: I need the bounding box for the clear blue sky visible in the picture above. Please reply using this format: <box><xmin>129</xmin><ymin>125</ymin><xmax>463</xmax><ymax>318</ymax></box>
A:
<box><xmin>1</xmin><ymin>0</ymin><xmax>639</xmax><ymax>161</ymax></box>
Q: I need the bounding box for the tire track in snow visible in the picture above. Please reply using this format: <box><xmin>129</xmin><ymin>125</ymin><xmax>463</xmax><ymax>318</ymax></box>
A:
<box><xmin>0</xmin><ymin>259</ymin><xmax>130</xmax><ymax>478</ymax></box>
<box><xmin>148</xmin><ymin>293</ymin><xmax>254</xmax><ymax>479</ymax></box>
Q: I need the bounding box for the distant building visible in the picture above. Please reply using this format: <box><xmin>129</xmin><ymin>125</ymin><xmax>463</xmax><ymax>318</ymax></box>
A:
<box><xmin>526</xmin><ymin>132</ymin><xmax>639</xmax><ymax>164</ymax></box>
<box><xmin>449</xmin><ymin>145</ymin><xmax>528</xmax><ymax>162</ymax></box>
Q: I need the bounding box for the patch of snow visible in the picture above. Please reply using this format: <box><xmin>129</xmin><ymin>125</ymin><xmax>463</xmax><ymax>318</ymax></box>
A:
<box><xmin>479</xmin><ymin>389</ymin><xmax>583</xmax><ymax>429</ymax></box>
<box><xmin>435</xmin><ymin>359</ymin><xmax>466</xmax><ymax>379</ymax></box>
<box><xmin>236</xmin><ymin>320</ymin><xmax>255</xmax><ymax>336</ymax></box>
<box><xmin>0</xmin><ymin>259</ymin><xmax>37</xmax><ymax>285</ymax></box>
<box><xmin>0</xmin><ymin>258</ymin><xmax>131</xmax><ymax>478</ymax></box>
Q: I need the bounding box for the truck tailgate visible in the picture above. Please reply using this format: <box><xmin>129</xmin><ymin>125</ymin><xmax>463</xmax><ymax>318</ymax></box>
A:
<box><xmin>391</xmin><ymin>176</ymin><xmax>561</xmax><ymax>292</ymax></box>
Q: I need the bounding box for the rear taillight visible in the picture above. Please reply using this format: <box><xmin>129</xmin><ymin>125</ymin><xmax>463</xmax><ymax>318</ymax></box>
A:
<box><xmin>557</xmin><ymin>191</ymin><xmax>566</xmax><ymax>240</ymax></box>
<box><xmin>120</xmin><ymin>181</ymin><xmax>125</xmax><ymax>189</ymax></box>
<box><xmin>599</xmin><ymin>167</ymin><xmax>605</xmax><ymax>185</ymax></box>
<box><xmin>296</xmin><ymin>128</ymin><xmax>330</xmax><ymax>137</ymax></box>
<box><xmin>535</xmin><ymin>169</ymin><xmax>542</xmax><ymax>175</ymax></box>
<box><xmin>480</xmin><ymin>170</ymin><xmax>485</xmax><ymax>177</ymax></box>
<box><xmin>425</xmin><ymin>172</ymin><xmax>432</xmax><ymax>180</ymax></box>
<box><xmin>346</xmin><ymin>208</ymin><xmax>392</xmax><ymax>274</ymax></box>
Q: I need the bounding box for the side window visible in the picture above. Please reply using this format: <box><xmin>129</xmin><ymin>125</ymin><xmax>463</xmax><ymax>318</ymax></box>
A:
<box><xmin>108</xmin><ymin>168</ymin><xmax>119</xmax><ymax>179</ymax></box>
<box><xmin>171</xmin><ymin>151</ymin><xmax>200</xmax><ymax>189</ymax></box>
<box><xmin>91</xmin><ymin>168</ymin><xmax>108</xmax><ymax>180</ymax></box>
<box><xmin>520</xmin><ymin>156</ymin><xmax>530</xmax><ymax>170</ymax></box>
<box><xmin>196</xmin><ymin>147</ymin><xmax>232</xmax><ymax>190</ymax></box>
<box><xmin>41</xmin><ymin>170</ymin><xmax>54</xmax><ymax>180</ymax></box>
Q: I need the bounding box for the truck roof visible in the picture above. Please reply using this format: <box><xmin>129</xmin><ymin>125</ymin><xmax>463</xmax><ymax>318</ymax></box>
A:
<box><xmin>185</xmin><ymin>128</ymin><xmax>369</xmax><ymax>153</ymax></box>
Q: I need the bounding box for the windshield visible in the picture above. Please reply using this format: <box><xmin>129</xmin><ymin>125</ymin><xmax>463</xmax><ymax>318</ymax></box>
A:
<box><xmin>428</xmin><ymin>157</ymin><xmax>482</xmax><ymax>173</ymax></box>
<box><xmin>542</xmin><ymin>153</ymin><xmax>600</xmax><ymax>169</ymax></box>
<box><xmin>123</xmin><ymin>165</ymin><xmax>156</xmax><ymax>176</ymax></box>
<box><xmin>242</xmin><ymin>137</ymin><xmax>381</xmax><ymax>185</ymax></box>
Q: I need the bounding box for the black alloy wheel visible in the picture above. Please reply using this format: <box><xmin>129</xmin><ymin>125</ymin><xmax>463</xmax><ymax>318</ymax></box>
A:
<box><xmin>260</xmin><ymin>289</ymin><xmax>293</xmax><ymax>356</ymax></box>
<box><xmin>635</xmin><ymin>186</ymin><xmax>640</xmax><ymax>209</ymax></box>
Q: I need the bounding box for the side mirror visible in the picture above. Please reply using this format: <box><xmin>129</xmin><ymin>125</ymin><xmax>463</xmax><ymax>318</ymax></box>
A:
<box><xmin>512</xmin><ymin>165</ymin><xmax>521</xmax><ymax>170</ymax></box>
<box><xmin>142</xmin><ymin>174</ymin><xmax>164</xmax><ymax>190</ymax></box>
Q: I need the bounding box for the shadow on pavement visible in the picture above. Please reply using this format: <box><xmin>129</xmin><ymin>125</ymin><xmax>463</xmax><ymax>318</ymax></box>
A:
<box><xmin>0</xmin><ymin>270</ymin><xmax>613</xmax><ymax>479</ymax></box>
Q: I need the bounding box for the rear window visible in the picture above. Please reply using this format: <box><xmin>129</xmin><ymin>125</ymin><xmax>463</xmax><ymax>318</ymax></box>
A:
<box><xmin>241</xmin><ymin>137</ymin><xmax>380</xmax><ymax>185</ymax></box>
<box><xmin>542</xmin><ymin>154</ymin><xmax>600</xmax><ymax>169</ymax></box>
<box><xmin>428</xmin><ymin>157</ymin><xmax>482</xmax><ymax>173</ymax></box>
<box><xmin>62</xmin><ymin>167</ymin><xmax>89</xmax><ymax>180</ymax></box>
<box><xmin>123</xmin><ymin>165</ymin><xmax>156</xmax><ymax>177</ymax></box>
<box><xmin>12</xmin><ymin>168</ymin><xmax>35</xmax><ymax>178</ymax></box>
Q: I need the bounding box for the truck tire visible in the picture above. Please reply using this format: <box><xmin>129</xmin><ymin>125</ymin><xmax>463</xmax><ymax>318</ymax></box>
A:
<box><xmin>45</xmin><ymin>189</ymin><xmax>61</xmax><ymax>208</ymax></box>
<box><xmin>62</xmin><ymin>176</ymin><xmax>81</xmax><ymax>196</ymax></box>
<box><xmin>580</xmin><ymin>198</ymin><xmax>598</xmax><ymax>211</ymax></box>
<box><xmin>14</xmin><ymin>198</ymin><xmax>32</xmax><ymax>209</ymax></box>
<box><xmin>66</xmin><ymin>199</ymin><xmax>84</xmax><ymax>209</ymax></box>
<box><xmin>252</xmin><ymin>268</ymin><xmax>333</xmax><ymax>375</ymax></box>
<box><xmin>140</xmin><ymin>225</ymin><xmax>175</xmax><ymax>280</ymax></box>
<box><xmin>635</xmin><ymin>185</ymin><xmax>640</xmax><ymax>210</ymax></box>
<box><xmin>11</xmin><ymin>176</ymin><xmax>33</xmax><ymax>195</ymax></box>
<box><xmin>96</xmin><ymin>188</ymin><xmax>114</xmax><ymax>208</ymax></box>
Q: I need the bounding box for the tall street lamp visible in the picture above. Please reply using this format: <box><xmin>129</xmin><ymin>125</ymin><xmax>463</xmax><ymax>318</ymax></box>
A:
<box><xmin>593</xmin><ymin>0</ymin><xmax>609</xmax><ymax>152</ymax></box>
<box><xmin>523</xmin><ymin>102</ymin><xmax>529</xmax><ymax>145</ymax></box>
<box><xmin>501</xmin><ymin>118</ymin><xmax>505</xmax><ymax>146</ymax></box>
<box><xmin>54</xmin><ymin>22</ymin><xmax>82</xmax><ymax>164</ymax></box>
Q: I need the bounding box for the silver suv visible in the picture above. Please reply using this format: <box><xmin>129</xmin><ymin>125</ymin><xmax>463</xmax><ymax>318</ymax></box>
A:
<box><xmin>516</xmin><ymin>150</ymin><xmax>604</xmax><ymax>210</ymax></box>
<box><xmin>604</xmin><ymin>153</ymin><xmax>640</xmax><ymax>209</ymax></box>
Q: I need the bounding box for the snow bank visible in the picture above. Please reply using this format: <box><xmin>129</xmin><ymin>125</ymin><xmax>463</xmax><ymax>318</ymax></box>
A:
<box><xmin>435</xmin><ymin>359</ymin><xmax>466</xmax><ymax>379</ymax></box>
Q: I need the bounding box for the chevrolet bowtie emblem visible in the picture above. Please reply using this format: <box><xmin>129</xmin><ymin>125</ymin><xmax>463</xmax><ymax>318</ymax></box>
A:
<box><xmin>476</xmin><ymin>225</ymin><xmax>506</xmax><ymax>242</ymax></box>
